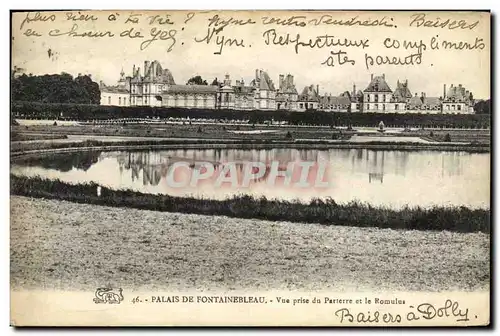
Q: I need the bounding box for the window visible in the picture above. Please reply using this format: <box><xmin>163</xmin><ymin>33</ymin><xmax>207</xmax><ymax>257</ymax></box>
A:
<box><xmin>457</xmin><ymin>105</ymin><xmax>461</xmax><ymax>111</ymax></box>
<box><xmin>299</xmin><ymin>103</ymin><xmax>303</xmax><ymax>109</ymax></box>
<box><xmin>395</xmin><ymin>104</ymin><xmax>399</xmax><ymax>110</ymax></box>
<box><xmin>119</xmin><ymin>97</ymin><xmax>122</xmax><ymax>105</ymax></box>
<box><xmin>374</xmin><ymin>103</ymin><xmax>378</xmax><ymax>110</ymax></box>
<box><xmin>124</xmin><ymin>98</ymin><xmax>127</xmax><ymax>105</ymax></box>
<box><xmin>108</xmin><ymin>96</ymin><xmax>111</xmax><ymax>105</ymax></box>
<box><xmin>383</xmin><ymin>94</ymin><xmax>386</xmax><ymax>102</ymax></box>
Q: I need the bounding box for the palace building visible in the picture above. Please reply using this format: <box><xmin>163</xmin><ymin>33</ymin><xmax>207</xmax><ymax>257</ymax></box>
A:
<box><xmin>99</xmin><ymin>61</ymin><xmax>477</xmax><ymax>114</ymax></box>
<box><xmin>99</xmin><ymin>69</ymin><xmax>130</xmax><ymax>106</ymax></box>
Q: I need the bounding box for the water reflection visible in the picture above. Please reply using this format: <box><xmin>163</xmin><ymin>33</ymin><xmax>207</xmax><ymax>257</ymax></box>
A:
<box><xmin>11</xmin><ymin>148</ymin><xmax>490</xmax><ymax>209</ymax></box>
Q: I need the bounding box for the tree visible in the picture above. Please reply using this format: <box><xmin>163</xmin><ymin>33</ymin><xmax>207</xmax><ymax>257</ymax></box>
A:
<box><xmin>211</xmin><ymin>77</ymin><xmax>220</xmax><ymax>86</ymax></box>
<box><xmin>11</xmin><ymin>72</ymin><xmax>101</xmax><ymax>104</ymax></box>
<box><xmin>186</xmin><ymin>75</ymin><xmax>208</xmax><ymax>85</ymax></box>
<box><xmin>474</xmin><ymin>99</ymin><xmax>490</xmax><ymax>114</ymax></box>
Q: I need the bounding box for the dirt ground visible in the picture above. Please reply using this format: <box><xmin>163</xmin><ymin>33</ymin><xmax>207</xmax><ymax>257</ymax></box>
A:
<box><xmin>10</xmin><ymin>196</ymin><xmax>490</xmax><ymax>292</ymax></box>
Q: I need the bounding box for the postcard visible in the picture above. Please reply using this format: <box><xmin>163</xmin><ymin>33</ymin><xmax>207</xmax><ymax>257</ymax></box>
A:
<box><xmin>10</xmin><ymin>9</ymin><xmax>490</xmax><ymax>326</ymax></box>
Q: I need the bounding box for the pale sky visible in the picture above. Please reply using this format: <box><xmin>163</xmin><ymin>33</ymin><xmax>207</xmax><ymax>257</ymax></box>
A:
<box><xmin>12</xmin><ymin>10</ymin><xmax>491</xmax><ymax>99</ymax></box>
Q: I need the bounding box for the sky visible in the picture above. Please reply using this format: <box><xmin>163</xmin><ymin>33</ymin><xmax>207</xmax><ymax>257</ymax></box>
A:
<box><xmin>11</xmin><ymin>10</ymin><xmax>491</xmax><ymax>99</ymax></box>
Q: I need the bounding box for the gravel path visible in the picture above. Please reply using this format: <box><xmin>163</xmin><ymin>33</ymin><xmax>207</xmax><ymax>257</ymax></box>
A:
<box><xmin>10</xmin><ymin>196</ymin><xmax>490</xmax><ymax>292</ymax></box>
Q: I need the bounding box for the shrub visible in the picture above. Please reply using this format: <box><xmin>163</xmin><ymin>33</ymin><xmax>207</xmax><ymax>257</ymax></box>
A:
<box><xmin>9</xmin><ymin>175</ymin><xmax>490</xmax><ymax>233</ymax></box>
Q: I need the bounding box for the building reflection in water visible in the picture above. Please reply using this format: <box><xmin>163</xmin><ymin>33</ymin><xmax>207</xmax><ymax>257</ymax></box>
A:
<box><xmin>109</xmin><ymin>149</ymin><xmax>469</xmax><ymax>189</ymax></box>
<box><xmin>368</xmin><ymin>151</ymin><xmax>385</xmax><ymax>184</ymax></box>
<box><xmin>111</xmin><ymin>149</ymin><xmax>326</xmax><ymax>189</ymax></box>
<box><xmin>10</xmin><ymin>147</ymin><xmax>489</xmax><ymax>209</ymax></box>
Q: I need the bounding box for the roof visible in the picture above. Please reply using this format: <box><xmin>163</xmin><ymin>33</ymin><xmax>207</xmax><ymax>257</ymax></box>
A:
<box><xmin>444</xmin><ymin>85</ymin><xmax>472</xmax><ymax>103</ymax></box>
<box><xmin>101</xmin><ymin>85</ymin><xmax>129</xmax><ymax>94</ymax></box>
<box><xmin>278</xmin><ymin>74</ymin><xmax>298</xmax><ymax>94</ymax></box>
<box><xmin>393</xmin><ymin>80</ymin><xmax>412</xmax><ymax>102</ymax></box>
<box><xmin>408</xmin><ymin>95</ymin><xmax>442</xmax><ymax>108</ymax></box>
<box><xmin>423</xmin><ymin>96</ymin><xmax>441</xmax><ymax>107</ymax></box>
<box><xmin>408</xmin><ymin>95</ymin><xmax>423</xmax><ymax>107</ymax></box>
<box><xmin>349</xmin><ymin>90</ymin><xmax>363</xmax><ymax>102</ymax></box>
<box><xmin>165</xmin><ymin>84</ymin><xmax>218</xmax><ymax>94</ymax></box>
<box><xmin>364</xmin><ymin>75</ymin><xmax>392</xmax><ymax>93</ymax></box>
<box><xmin>299</xmin><ymin>85</ymin><xmax>320</xmax><ymax>102</ymax></box>
<box><xmin>220</xmin><ymin>85</ymin><xmax>234</xmax><ymax>93</ymax></box>
<box><xmin>320</xmin><ymin>95</ymin><xmax>351</xmax><ymax>106</ymax></box>
<box><xmin>252</xmin><ymin>70</ymin><xmax>276</xmax><ymax>91</ymax></box>
<box><xmin>233</xmin><ymin>86</ymin><xmax>254</xmax><ymax>95</ymax></box>
<box><xmin>131</xmin><ymin>60</ymin><xmax>176</xmax><ymax>84</ymax></box>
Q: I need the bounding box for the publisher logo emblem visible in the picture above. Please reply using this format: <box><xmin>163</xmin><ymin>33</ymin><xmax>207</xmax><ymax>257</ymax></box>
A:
<box><xmin>93</xmin><ymin>287</ymin><xmax>124</xmax><ymax>304</ymax></box>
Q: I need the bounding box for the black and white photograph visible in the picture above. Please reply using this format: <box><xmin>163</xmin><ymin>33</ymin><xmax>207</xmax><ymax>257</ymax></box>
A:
<box><xmin>9</xmin><ymin>9</ymin><xmax>491</xmax><ymax>326</ymax></box>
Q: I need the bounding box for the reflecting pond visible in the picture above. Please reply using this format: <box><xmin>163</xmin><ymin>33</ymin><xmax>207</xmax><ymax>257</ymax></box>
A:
<box><xmin>11</xmin><ymin>148</ymin><xmax>490</xmax><ymax>209</ymax></box>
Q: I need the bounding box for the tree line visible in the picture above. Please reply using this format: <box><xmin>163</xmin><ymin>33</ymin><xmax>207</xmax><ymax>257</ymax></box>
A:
<box><xmin>11</xmin><ymin>101</ymin><xmax>490</xmax><ymax>129</ymax></box>
<box><xmin>11</xmin><ymin>72</ymin><xmax>101</xmax><ymax>104</ymax></box>
<box><xmin>474</xmin><ymin>99</ymin><xmax>491</xmax><ymax>115</ymax></box>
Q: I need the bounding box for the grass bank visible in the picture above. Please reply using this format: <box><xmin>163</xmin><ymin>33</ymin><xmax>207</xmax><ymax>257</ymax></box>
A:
<box><xmin>11</xmin><ymin>132</ymin><xmax>68</xmax><ymax>141</ymax></box>
<box><xmin>10</xmin><ymin>138</ymin><xmax>490</xmax><ymax>155</ymax></box>
<box><xmin>12</xmin><ymin>123</ymin><xmax>491</xmax><ymax>145</ymax></box>
<box><xmin>10</xmin><ymin>175</ymin><xmax>490</xmax><ymax>233</ymax></box>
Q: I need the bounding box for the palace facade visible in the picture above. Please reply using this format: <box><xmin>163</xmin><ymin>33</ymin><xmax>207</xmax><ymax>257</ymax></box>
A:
<box><xmin>99</xmin><ymin>69</ymin><xmax>130</xmax><ymax>107</ymax></box>
<box><xmin>99</xmin><ymin>60</ymin><xmax>476</xmax><ymax>114</ymax></box>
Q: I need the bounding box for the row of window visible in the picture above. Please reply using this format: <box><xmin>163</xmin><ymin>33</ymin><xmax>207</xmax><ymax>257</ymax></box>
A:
<box><xmin>319</xmin><ymin>104</ymin><xmax>351</xmax><ymax>110</ymax></box>
<box><xmin>105</xmin><ymin>96</ymin><xmax>128</xmax><ymax>105</ymax></box>
<box><xmin>131</xmin><ymin>85</ymin><xmax>163</xmax><ymax>94</ymax></box>
<box><xmin>444</xmin><ymin>104</ymin><xmax>463</xmax><ymax>110</ymax></box>
<box><xmin>365</xmin><ymin>94</ymin><xmax>388</xmax><ymax>103</ymax></box>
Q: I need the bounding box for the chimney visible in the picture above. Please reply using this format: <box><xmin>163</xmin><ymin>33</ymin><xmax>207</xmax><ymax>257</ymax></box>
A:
<box><xmin>371</xmin><ymin>74</ymin><xmax>374</xmax><ymax>81</ymax></box>
<box><xmin>133</xmin><ymin>64</ymin><xmax>136</xmax><ymax>76</ymax></box>
<box><xmin>241</xmin><ymin>78</ymin><xmax>245</xmax><ymax>86</ymax></box>
<box><xmin>255</xmin><ymin>69</ymin><xmax>259</xmax><ymax>80</ymax></box>
<box><xmin>443</xmin><ymin>84</ymin><xmax>446</xmax><ymax>99</ymax></box>
<box><xmin>459</xmin><ymin>84</ymin><xmax>462</xmax><ymax>88</ymax></box>
<box><xmin>279</xmin><ymin>74</ymin><xmax>284</xmax><ymax>88</ymax></box>
<box><xmin>316</xmin><ymin>85</ymin><xmax>319</xmax><ymax>96</ymax></box>
<box><xmin>353</xmin><ymin>83</ymin><xmax>356</xmax><ymax>96</ymax></box>
<box><xmin>382</xmin><ymin>74</ymin><xmax>385</xmax><ymax>79</ymax></box>
<box><xmin>144</xmin><ymin>61</ymin><xmax>150</xmax><ymax>76</ymax></box>
<box><xmin>405</xmin><ymin>79</ymin><xmax>408</xmax><ymax>85</ymax></box>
